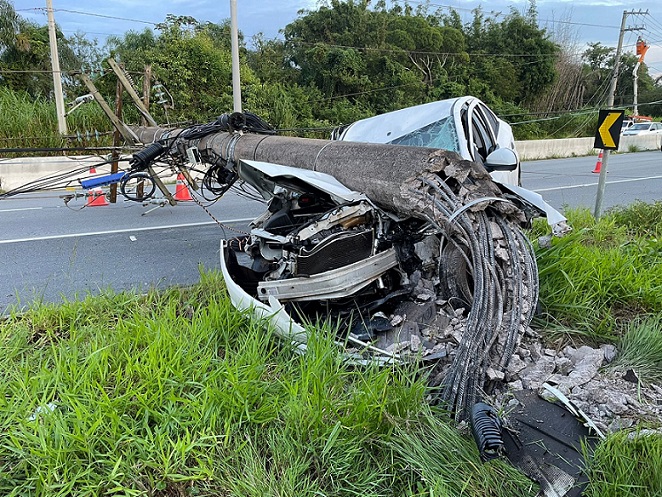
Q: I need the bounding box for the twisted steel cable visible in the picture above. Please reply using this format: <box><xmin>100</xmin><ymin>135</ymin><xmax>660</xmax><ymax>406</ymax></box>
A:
<box><xmin>409</xmin><ymin>172</ymin><xmax>538</xmax><ymax>419</ymax></box>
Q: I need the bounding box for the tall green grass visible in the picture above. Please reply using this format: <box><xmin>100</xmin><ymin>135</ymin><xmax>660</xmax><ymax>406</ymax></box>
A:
<box><xmin>0</xmin><ymin>272</ymin><xmax>535</xmax><ymax>496</ymax></box>
<box><xmin>608</xmin><ymin>200</ymin><xmax>662</xmax><ymax>238</ymax></box>
<box><xmin>612</xmin><ymin>315</ymin><xmax>662</xmax><ymax>383</ymax></box>
<box><xmin>584</xmin><ymin>431</ymin><xmax>662</xmax><ymax>497</ymax></box>
<box><xmin>0</xmin><ymin>87</ymin><xmax>112</xmax><ymax>153</ymax></box>
<box><xmin>533</xmin><ymin>204</ymin><xmax>662</xmax><ymax>341</ymax></box>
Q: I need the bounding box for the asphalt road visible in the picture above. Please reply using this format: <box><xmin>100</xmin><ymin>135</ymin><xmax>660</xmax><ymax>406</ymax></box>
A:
<box><xmin>521</xmin><ymin>150</ymin><xmax>661</xmax><ymax>211</ymax></box>
<box><xmin>1</xmin><ymin>152</ymin><xmax>660</xmax><ymax>313</ymax></box>
<box><xmin>1</xmin><ymin>188</ymin><xmax>266</xmax><ymax>313</ymax></box>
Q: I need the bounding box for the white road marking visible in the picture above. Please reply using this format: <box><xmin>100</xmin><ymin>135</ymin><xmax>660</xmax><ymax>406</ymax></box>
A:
<box><xmin>0</xmin><ymin>207</ymin><xmax>43</xmax><ymax>213</ymax></box>
<box><xmin>534</xmin><ymin>175</ymin><xmax>662</xmax><ymax>192</ymax></box>
<box><xmin>0</xmin><ymin>218</ymin><xmax>254</xmax><ymax>245</ymax></box>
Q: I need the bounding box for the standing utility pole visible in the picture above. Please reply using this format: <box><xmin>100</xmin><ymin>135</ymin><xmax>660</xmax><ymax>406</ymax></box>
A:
<box><xmin>594</xmin><ymin>10</ymin><xmax>646</xmax><ymax>219</ymax></box>
<box><xmin>46</xmin><ymin>0</ymin><xmax>67</xmax><ymax>134</ymax></box>
<box><xmin>230</xmin><ymin>0</ymin><xmax>242</xmax><ymax>113</ymax></box>
<box><xmin>633</xmin><ymin>34</ymin><xmax>650</xmax><ymax>116</ymax></box>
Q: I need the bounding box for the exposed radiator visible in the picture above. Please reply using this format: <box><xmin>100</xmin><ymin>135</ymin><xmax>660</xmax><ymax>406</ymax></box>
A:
<box><xmin>295</xmin><ymin>229</ymin><xmax>373</xmax><ymax>276</ymax></box>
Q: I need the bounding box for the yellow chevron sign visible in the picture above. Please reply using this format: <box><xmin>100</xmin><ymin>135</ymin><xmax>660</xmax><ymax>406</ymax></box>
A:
<box><xmin>594</xmin><ymin>110</ymin><xmax>624</xmax><ymax>150</ymax></box>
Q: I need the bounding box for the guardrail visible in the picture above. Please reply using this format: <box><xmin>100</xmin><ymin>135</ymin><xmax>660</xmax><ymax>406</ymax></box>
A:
<box><xmin>515</xmin><ymin>134</ymin><xmax>660</xmax><ymax>160</ymax></box>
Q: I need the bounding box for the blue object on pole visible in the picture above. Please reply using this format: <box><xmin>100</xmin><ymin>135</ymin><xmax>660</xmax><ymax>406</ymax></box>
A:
<box><xmin>80</xmin><ymin>172</ymin><xmax>127</xmax><ymax>189</ymax></box>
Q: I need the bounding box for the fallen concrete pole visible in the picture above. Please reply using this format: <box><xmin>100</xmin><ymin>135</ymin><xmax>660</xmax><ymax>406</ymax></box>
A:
<box><xmin>129</xmin><ymin>126</ymin><xmax>522</xmax><ymax>223</ymax></box>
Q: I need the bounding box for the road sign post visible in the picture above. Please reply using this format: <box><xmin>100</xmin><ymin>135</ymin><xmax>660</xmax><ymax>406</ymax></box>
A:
<box><xmin>593</xmin><ymin>109</ymin><xmax>625</xmax><ymax>219</ymax></box>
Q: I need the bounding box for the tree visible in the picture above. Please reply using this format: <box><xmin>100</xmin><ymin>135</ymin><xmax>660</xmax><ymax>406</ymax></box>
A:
<box><xmin>282</xmin><ymin>0</ymin><xmax>471</xmax><ymax>116</ymax></box>
<box><xmin>581</xmin><ymin>42</ymin><xmax>656</xmax><ymax>109</ymax></box>
<box><xmin>0</xmin><ymin>0</ymin><xmax>19</xmax><ymax>52</ymax></box>
<box><xmin>247</xmin><ymin>34</ymin><xmax>296</xmax><ymax>86</ymax></box>
<box><xmin>0</xmin><ymin>2</ymin><xmax>86</xmax><ymax>99</ymax></box>
<box><xmin>0</xmin><ymin>20</ymin><xmax>78</xmax><ymax>99</ymax></box>
<box><xmin>107</xmin><ymin>16</ymin><xmax>257</xmax><ymax>123</ymax></box>
<box><xmin>464</xmin><ymin>6</ymin><xmax>559</xmax><ymax>105</ymax></box>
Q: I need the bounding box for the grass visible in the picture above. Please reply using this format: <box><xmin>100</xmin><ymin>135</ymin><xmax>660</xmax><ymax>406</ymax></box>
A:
<box><xmin>611</xmin><ymin>315</ymin><xmax>662</xmax><ymax>383</ymax></box>
<box><xmin>0</xmin><ymin>272</ymin><xmax>536</xmax><ymax>496</ymax></box>
<box><xmin>583</xmin><ymin>430</ymin><xmax>662</xmax><ymax>497</ymax></box>
<box><xmin>0</xmin><ymin>87</ymin><xmax>112</xmax><ymax>154</ymax></box>
<box><xmin>608</xmin><ymin>200</ymin><xmax>662</xmax><ymax>238</ymax></box>
<box><xmin>531</xmin><ymin>203</ymin><xmax>662</xmax><ymax>342</ymax></box>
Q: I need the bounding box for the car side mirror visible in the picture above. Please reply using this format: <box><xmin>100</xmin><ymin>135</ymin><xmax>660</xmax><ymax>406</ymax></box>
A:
<box><xmin>484</xmin><ymin>148</ymin><xmax>518</xmax><ymax>171</ymax></box>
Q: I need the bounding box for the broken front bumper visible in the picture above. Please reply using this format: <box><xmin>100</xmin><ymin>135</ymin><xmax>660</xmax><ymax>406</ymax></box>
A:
<box><xmin>219</xmin><ymin>240</ymin><xmax>399</xmax><ymax>365</ymax></box>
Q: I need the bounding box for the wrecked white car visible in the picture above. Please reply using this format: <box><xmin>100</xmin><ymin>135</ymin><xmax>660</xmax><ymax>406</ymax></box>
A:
<box><xmin>124</xmin><ymin>106</ymin><xmax>599</xmax><ymax>495</ymax></box>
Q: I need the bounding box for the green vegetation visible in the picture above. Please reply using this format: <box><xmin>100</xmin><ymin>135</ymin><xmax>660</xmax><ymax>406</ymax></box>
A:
<box><xmin>0</xmin><ymin>87</ymin><xmax>109</xmax><ymax>152</ymax></box>
<box><xmin>2</xmin><ymin>203</ymin><xmax>662</xmax><ymax>496</ymax></box>
<box><xmin>612</xmin><ymin>316</ymin><xmax>662</xmax><ymax>383</ymax></box>
<box><xmin>533</xmin><ymin>202</ymin><xmax>662</xmax><ymax>341</ymax></box>
<box><xmin>584</xmin><ymin>431</ymin><xmax>662</xmax><ymax>497</ymax></box>
<box><xmin>0</xmin><ymin>273</ymin><xmax>535</xmax><ymax>496</ymax></box>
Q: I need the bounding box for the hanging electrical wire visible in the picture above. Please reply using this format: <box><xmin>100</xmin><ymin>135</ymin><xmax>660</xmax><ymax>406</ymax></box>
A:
<box><xmin>0</xmin><ymin>157</ymin><xmax>125</xmax><ymax>199</ymax></box>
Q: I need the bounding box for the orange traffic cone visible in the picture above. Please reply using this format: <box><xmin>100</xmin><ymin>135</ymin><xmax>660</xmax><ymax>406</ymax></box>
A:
<box><xmin>592</xmin><ymin>151</ymin><xmax>603</xmax><ymax>173</ymax></box>
<box><xmin>84</xmin><ymin>162</ymin><xmax>108</xmax><ymax>206</ymax></box>
<box><xmin>174</xmin><ymin>173</ymin><xmax>192</xmax><ymax>201</ymax></box>
<box><xmin>86</xmin><ymin>188</ymin><xmax>109</xmax><ymax>207</ymax></box>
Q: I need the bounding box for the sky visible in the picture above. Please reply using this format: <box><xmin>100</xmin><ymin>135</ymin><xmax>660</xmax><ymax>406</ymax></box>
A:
<box><xmin>11</xmin><ymin>0</ymin><xmax>662</xmax><ymax>77</ymax></box>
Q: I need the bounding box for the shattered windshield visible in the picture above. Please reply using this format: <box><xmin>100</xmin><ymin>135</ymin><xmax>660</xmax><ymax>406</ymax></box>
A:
<box><xmin>388</xmin><ymin>116</ymin><xmax>460</xmax><ymax>152</ymax></box>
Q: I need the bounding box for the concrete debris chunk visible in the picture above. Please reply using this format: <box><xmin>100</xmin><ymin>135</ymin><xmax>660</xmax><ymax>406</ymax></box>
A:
<box><xmin>601</xmin><ymin>344</ymin><xmax>617</xmax><ymax>364</ymax></box>
<box><xmin>519</xmin><ymin>356</ymin><xmax>556</xmax><ymax>389</ymax></box>
<box><xmin>494</xmin><ymin>338</ymin><xmax>662</xmax><ymax>435</ymax></box>
<box><xmin>506</xmin><ymin>354</ymin><xmax>529</xmax><ymax>377</ymax></box>
<box><xmin>486</xmin><ymin>367</ymin><xmax>505</xmax><ymax>381</ymax></box>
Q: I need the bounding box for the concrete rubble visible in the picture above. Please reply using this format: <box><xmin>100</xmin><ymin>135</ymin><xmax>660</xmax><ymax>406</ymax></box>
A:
<box><xmin>499</xmin><ymin>331</ymin><xmax>662</xmax><ymax>433</ymax></box>
<box><xmin>375</xmin><ymin>297</ymin><xmax>661</xmax><ymax>433</ymax></box>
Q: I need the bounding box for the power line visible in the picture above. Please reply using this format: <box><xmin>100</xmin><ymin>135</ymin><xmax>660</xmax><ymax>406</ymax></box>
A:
<box><xmin>18</xmin><ymin>7</ymin><xmax>157</xmax><ymax>26</ymax></box>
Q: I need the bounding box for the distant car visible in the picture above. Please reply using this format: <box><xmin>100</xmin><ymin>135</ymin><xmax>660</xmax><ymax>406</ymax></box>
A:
<box><xmin>332</xmin><ymin>96</ymin><xmax>521</xmax><ymax>186</ymax></box>
<box><xmin>620</xmin><ymin>119</ymin><xmax>635</xmax><ymax>133</ymax></box>
<box><xmin>622</xmin><ymin>121</ymin><xmax>662</xmax><ymax>136</ymax></box>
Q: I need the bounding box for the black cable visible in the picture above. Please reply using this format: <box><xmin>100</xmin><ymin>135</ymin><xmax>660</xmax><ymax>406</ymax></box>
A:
<box><xmin>243</xmin><ymin>112</ymin><xmax>277</xmax><ymax>135</ymax></box>
<box><xmin>178</xmin><ymin>122</ymin><xmax>227</xmax><ymax>140</ymax></box>
<box><xmin>0</xmin><ymin>164</ymin><xmax>93</xmax><ymax>198</ymax></box>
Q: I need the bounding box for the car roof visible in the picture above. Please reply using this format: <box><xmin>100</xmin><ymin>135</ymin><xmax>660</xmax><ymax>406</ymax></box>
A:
<box><xmin>337</xmin><ymin>96</ymin><xmax>475</xmax><ymax>145</ymax></box>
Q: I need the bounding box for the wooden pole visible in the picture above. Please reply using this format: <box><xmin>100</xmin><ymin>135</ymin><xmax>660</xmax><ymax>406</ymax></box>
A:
<box><xmin>107</xmin><ymin>58</ymin><xmax>158</xmax><ymax>126</ymax></box>
<box><xmin>110</xmin><ymin>76</ymin><xmax>123</xmax><ymax>203</ymax></box>
<box><xmin>77</xmin><ymin>72</ymin><xmax>139</xmax><ymax>144</ymax></box>
<box><xmin>142</xmin><ymin>65</ymin><xmax>152</xmax><ymax>127</ymax></box>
